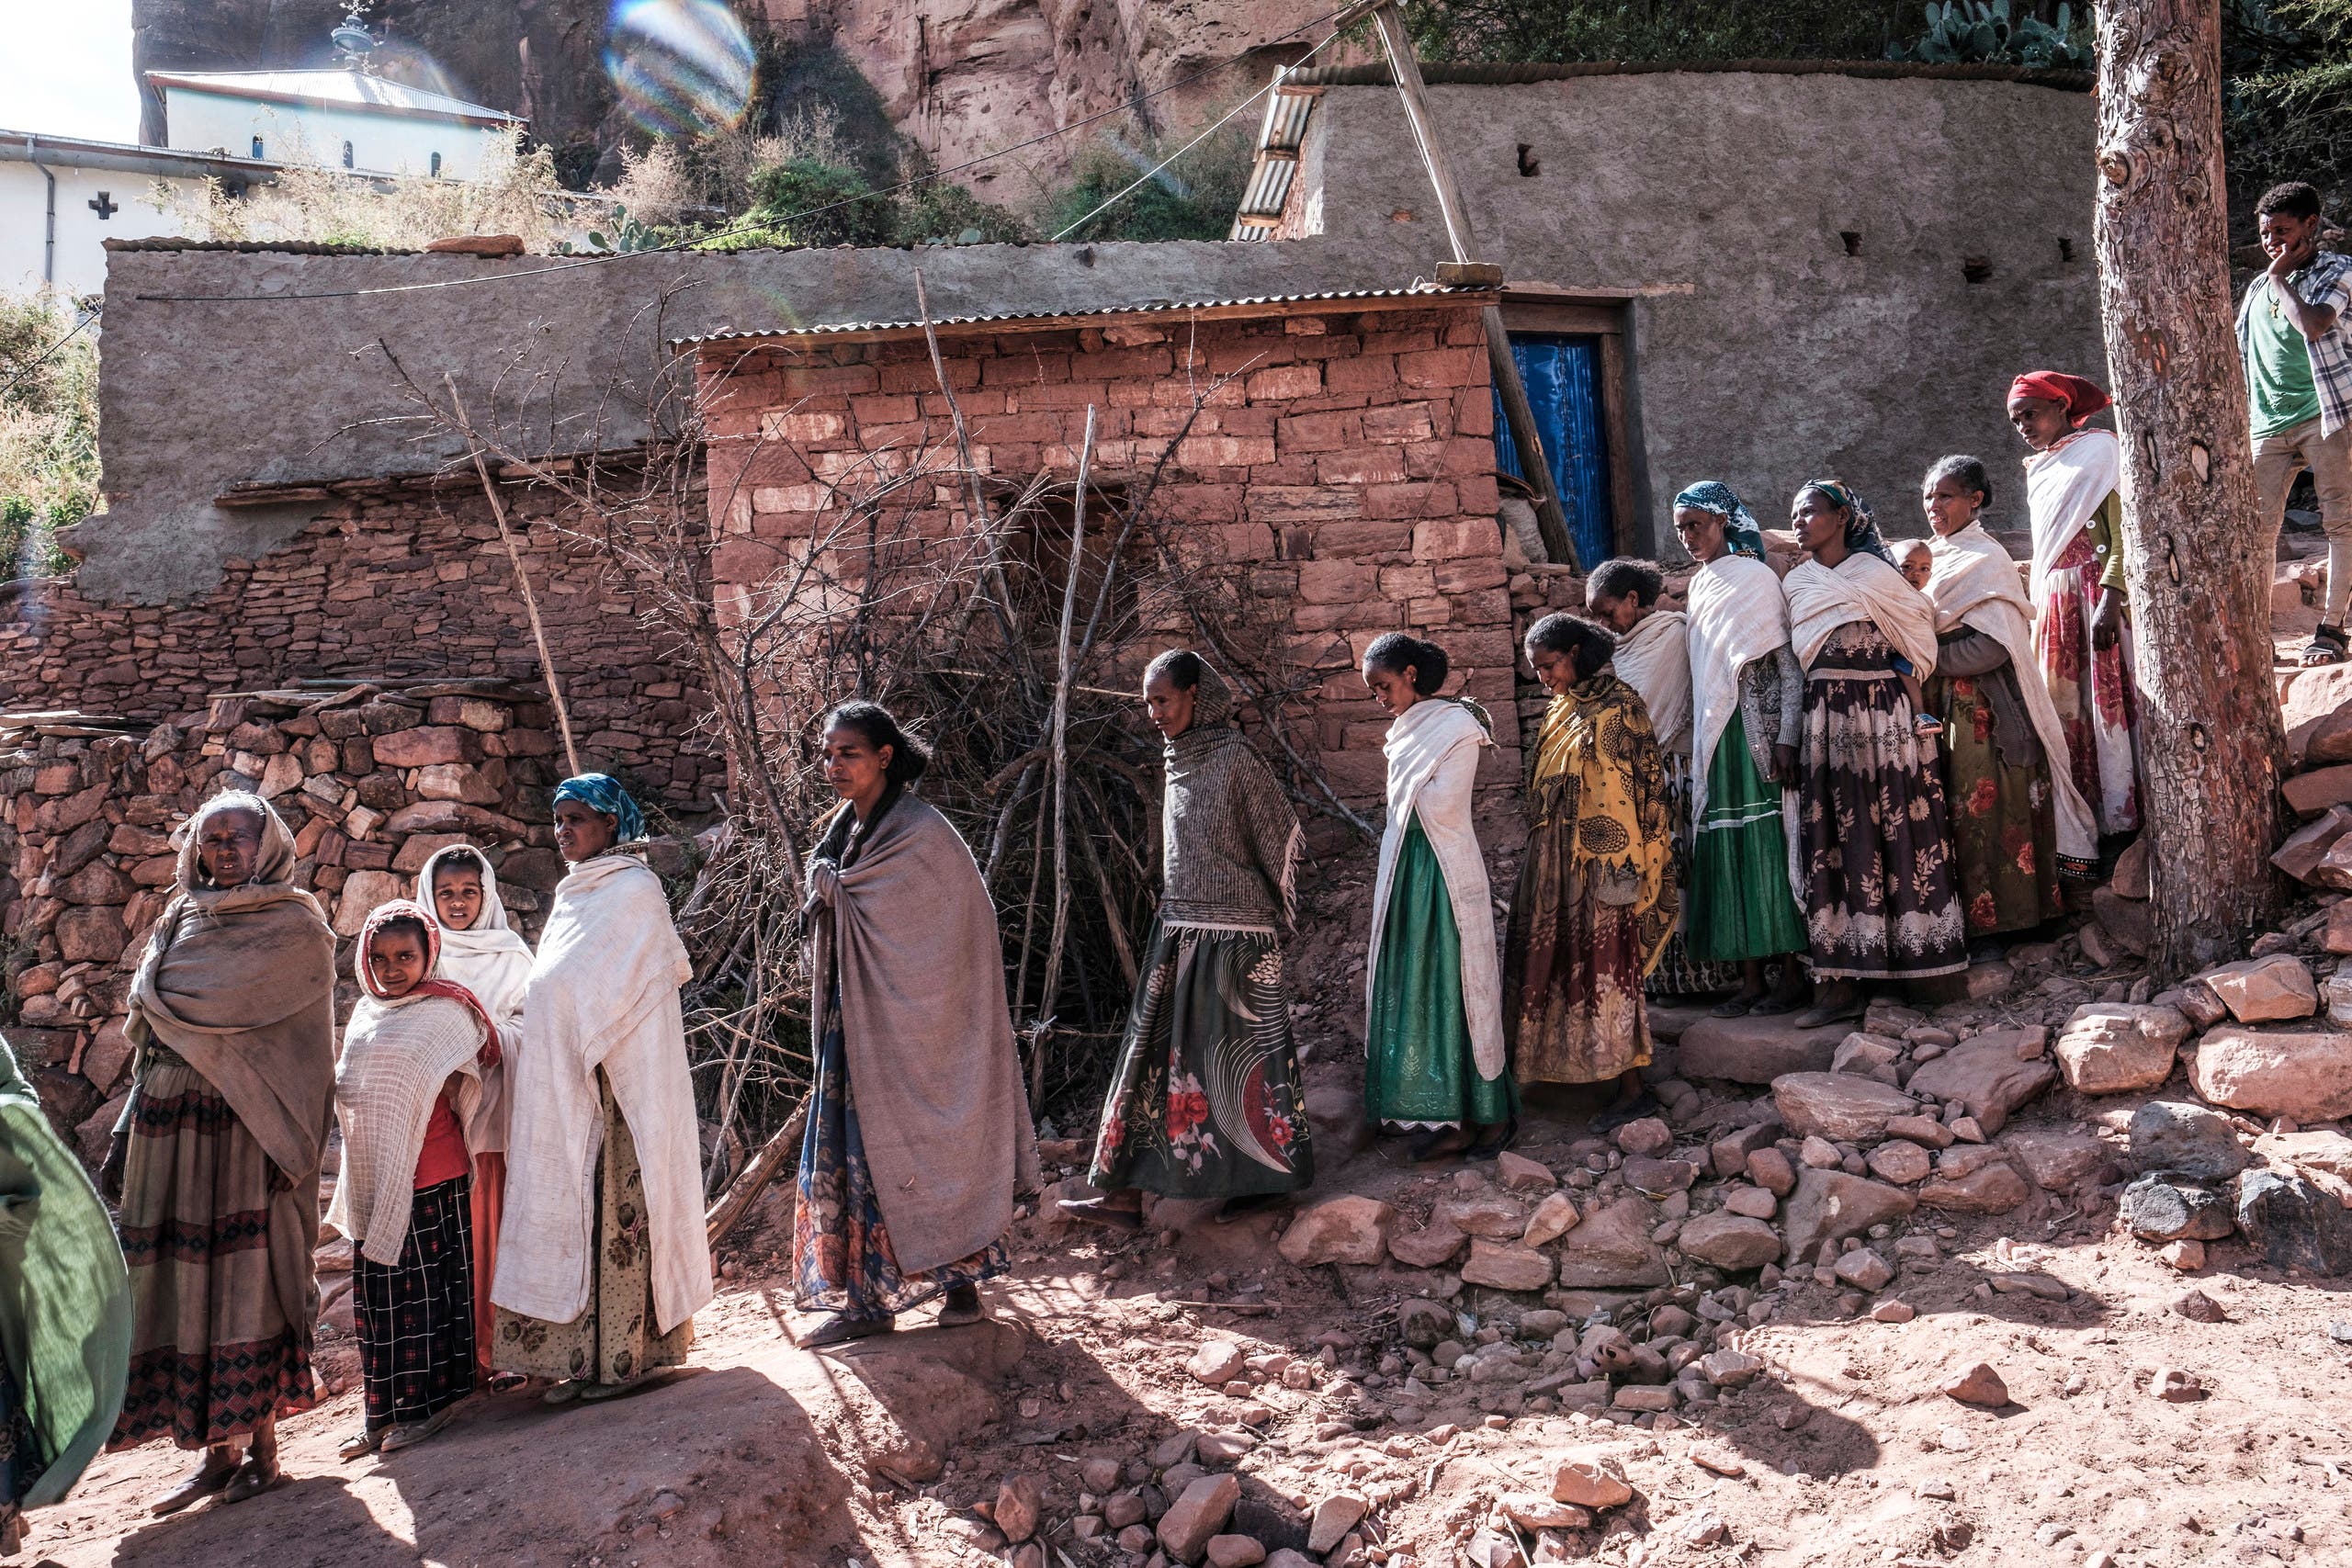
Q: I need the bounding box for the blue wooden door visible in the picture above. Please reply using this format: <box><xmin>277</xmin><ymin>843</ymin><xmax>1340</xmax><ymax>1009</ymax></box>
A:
<box><xmin>1492</xmin><ymin>334</ymin><xmax>1614</xmax><ymax>570</ymax></box>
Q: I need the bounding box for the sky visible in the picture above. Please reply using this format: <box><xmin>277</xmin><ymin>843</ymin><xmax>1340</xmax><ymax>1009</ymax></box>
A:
<box><xmin>0</xmin><ymin>0</ymin><xmax>141</xmax><ymax>142</ymax></box>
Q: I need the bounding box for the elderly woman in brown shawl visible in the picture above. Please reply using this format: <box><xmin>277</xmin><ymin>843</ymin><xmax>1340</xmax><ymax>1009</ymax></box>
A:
<box><xmin>99</xmin><ymin>792</ymin><xmax>334</xmax><ymax>1511</ymax></box>
<box><xmin>1069</xmin><ymin>650</ymin><xmax>1312</xmax><ymax>1227</ymax></box>
<box><xmin>1504</xmin><ymin>614</ymin><xmax>1679</xmax><ymax>1132</ymax></box>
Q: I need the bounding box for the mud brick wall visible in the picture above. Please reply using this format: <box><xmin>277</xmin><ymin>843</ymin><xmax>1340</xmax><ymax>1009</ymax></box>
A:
<box><xmin>0</xmin><ymin>682</ymin><xmax>570</xmax><ymax>1156</ymax></box>
<box><xmin>0</xmin><ymin>486</ymin><xmax>721</xmax><ymax>809</ymax></box>
<box><xmin>697</xmin><ymin>300</ymin><xmax>1528</xmax><ymax>835</ymax></box>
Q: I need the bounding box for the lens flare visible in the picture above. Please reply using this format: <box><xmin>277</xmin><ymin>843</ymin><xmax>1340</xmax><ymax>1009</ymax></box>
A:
<box><xmin>604</xmin><ymin>0</ymin><xmax>754</xmax><ymax>136</ymax></box>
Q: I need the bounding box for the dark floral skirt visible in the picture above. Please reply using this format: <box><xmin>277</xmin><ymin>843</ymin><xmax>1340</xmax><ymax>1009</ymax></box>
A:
<box><xmin>1793</xmin><ymin>623</ymin><xmax>1968</xmax><ymax>981</ymax></box>
<box><xmin>355</xmin><ymin>1175</ymin><xmax>476</xmax><ymax>1430</ymax></box>
<box><xmin>1088</xmin><ymin>921</ymin><xmax>1313</xmax><ymax>1201</ymax></box>
<box><xmin>1931</xmin><ymin>674</ymin><xmax>2064</xmax><ymax>936</ymax></box>
<box><xmin>793</xmin><ymin>994</ymin><xmax>1007</xmax><ymax>1321</ymax></box>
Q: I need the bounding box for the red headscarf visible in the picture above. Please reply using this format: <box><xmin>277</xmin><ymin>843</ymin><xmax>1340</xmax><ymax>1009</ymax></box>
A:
<box><xmin>357</xmin><ymin>898</ymin><xmax>502</xmax><ymax>1066</ymax></box>
<box><xmin>2007</xmin><ymin>371</ymin><xmax>2111</xmax><ymax>427</ymax></box>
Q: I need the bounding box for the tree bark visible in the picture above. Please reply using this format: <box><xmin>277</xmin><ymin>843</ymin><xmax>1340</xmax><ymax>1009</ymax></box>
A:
<box><xmin>2092</xmin><ymin>0</ymin><xmax>2288</xmax><ymax>976</ymax></box>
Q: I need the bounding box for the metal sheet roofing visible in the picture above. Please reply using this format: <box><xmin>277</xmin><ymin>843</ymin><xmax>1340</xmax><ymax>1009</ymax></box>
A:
<box><xmin>677</xmin><ymin>284</ymin><xmax>1492</xmax><ymax>349</ymax></box>
<box><xmin>146</xmin><ymin>69</ymin><xmax>522</xmax><ymax>127</ymax></box>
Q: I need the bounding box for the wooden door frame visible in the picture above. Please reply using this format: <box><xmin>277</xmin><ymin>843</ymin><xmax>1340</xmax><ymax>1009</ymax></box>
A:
<box><xmin>1497</xmin><ymin>292</ymin><xmax>1644</xmax><ymax>560</ymax></box>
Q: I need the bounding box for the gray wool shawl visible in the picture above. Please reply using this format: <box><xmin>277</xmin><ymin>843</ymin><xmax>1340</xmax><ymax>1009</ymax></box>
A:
<box><xmin>1159</xmin><ymin>662</ymin><xmax>1304</xmax><ymax>932</ymax></box>
<box><xmin>805</xmin><ymin>793</ymin><xmax>1039</xmax><ymax>1274</ymax></box>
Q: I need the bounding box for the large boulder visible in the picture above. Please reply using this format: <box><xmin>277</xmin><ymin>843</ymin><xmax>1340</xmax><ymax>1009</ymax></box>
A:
<box><xmin>2272</xmin><ymin>806</ymin><xmax>2352</xmax><ymax>883</ymax></box>
<box><xmin>1552</xmin><ymin>1198</ymin><xmax>1670</xmax><ymax>1289</ymax></box>
<box><xmin>2196</xmin><ymin>956</ymin><xmax>2318</xmax><ymax>1024</ymax></box>
<box><xmin>1676</xmin><ymin>1015</ymin><xmax>1847</xmax><ymax>1084</ymax></box>
<box><xmin>2235</xmin><ymin>1169</ymin><xmax>2352</xmax><ymax>1274</ymax></box>
<box><xmin>1901</xmin><ymin>1030</ymin><xmax>2054</xmax><ymax>1135</ymax></box>
<box><xmin>1781</xmin><ymin>1168</ymin><xmax>1916</xmax><ymax>1263</ymax></box>
<box><xmin>2278</xmin><ymin>659</ymin><xmax>2352</xmax><ymax>768</ymax></box>
<box><xmin>2188</xmin><ymin>1026</ymin><xmax>2352</xmax><ymax>1122</ymax></box>
<box><xmin>2128</xmin><ymin>1100</ymin><xmax>2249</xmax><ymax>1181</ymax></box>
<box><xmin>1276</xmin><ymin>1196</ymin><xmax>1395</xmax><ymax>1267</ymax></box>
<box><xmin>2053</xmin><ymin>1004</ymin><xmax>2189</xmax><ymax>1095</ymax></box>
<box><xmin>1676</xmin><ymin>1213</ymin><xmax>1781</xmax><ymax>1270</ymax></box>
<box><xmin>2120</xmin><ymin>1175</ymin><xmax>2235</xmax><ymax>1242</ymax></box>
<box><xmin>1771</xmin><ymin>1073</ymin><xmax>1917</xmax><ymax>1144</ymax></box>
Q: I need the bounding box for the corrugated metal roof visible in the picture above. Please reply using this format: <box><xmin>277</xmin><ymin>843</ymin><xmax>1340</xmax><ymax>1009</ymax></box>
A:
<box><xmin>147</xmin><ymin>69</ymin><xmax>522</xmax><ymax>127</ymax></box>
<box><xmin>678</xmin><ymin>284</ymin><xmax>1492</xmax><ymax>349</ymax></box>
<box><xmin>1228</xmin><ymin>77</ymin><xmax>1323</xmax><ymax>241</ymax></box>
<box><xmin>104</xmin><ymin>237</ymin><xmax>420</xmax><ymax>254</ymax></box>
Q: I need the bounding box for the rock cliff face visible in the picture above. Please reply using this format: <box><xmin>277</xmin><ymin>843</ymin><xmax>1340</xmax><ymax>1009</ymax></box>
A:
<box><xmin>133</xmin><ymin>0</ymin><xmax>1330</xmax><ymax>192</ymax></box>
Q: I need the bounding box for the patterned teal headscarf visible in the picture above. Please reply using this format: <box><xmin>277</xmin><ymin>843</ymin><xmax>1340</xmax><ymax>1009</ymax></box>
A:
<box><xmin>553</xmin><ymin>773</ymin><xmax>645</xmax><ymax>843</ymax></box>
<box><xmin>1671</xmin><ymin>480</ymin><xmax>1765</xmax><ymax>560</ymax></box>
<box><xmin>1797</xmin><ymin>480</ymin><xmax>1894</xmax><ymax>566</ymax></box>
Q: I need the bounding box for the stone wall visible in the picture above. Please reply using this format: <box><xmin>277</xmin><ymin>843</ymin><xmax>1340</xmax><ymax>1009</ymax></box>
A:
<box><xmin>697</xmin><ymin>299</ymin><xmax>1539</xmax><ymax>821</ymax></box>
<box><xmin>2</xmin><ymin>484</ymin><xmax>721</xmax><ymax>809</ymax></box>
<box><xmin>0</xmin><ymin>681</ymin><xmax>569</xmax><ymax>1155</ymax></box>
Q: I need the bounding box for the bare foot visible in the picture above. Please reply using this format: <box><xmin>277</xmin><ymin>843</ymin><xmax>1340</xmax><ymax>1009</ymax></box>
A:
<box><xmin>214</xmin><ymin>1453</ymin><xmax>282</xmax><ymax>1506</ymax></box>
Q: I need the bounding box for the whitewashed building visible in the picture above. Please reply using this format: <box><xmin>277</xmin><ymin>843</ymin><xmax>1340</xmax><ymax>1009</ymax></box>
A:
<box><xmin>148</xmin><ymin>69</ymin><xmax>523</xmax><ymax>181</ymax></box>
<box><xmin>0</xmin><ymin>130</ymin><xmax>274</xmax><ymax>298</ymax></box>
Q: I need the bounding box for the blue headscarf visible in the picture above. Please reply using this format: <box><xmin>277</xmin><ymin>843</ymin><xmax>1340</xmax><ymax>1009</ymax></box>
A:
<box><xmin>553</xmin><ymin>773</ymin><xmax>645</xmax><ymax>843</ymax></box>
<box><xmin>1797</xmin><ymin>480</ymin><xmax>1894</xmax><ymax>567</ymax></box>
<box><xmin>1671</xmin><ymin>480</ymin><xmax>1765</xmax><ymax>560</ymax></box>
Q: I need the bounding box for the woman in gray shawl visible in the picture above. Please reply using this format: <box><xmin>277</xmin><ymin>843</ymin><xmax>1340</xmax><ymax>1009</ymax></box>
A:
<box><xmin>793</xmin><ymin>703</ymin><xmax>1036</xmax><ymax>1348</ymax></box>
<box><xmin>1069</xmin><ymin>650</ymin><xmax>1313</xmax><ymax>1227</ymax></box>
<box><xmin>99</xmin><ymin>792</ymin><xmax>335</xmax><ymax>1511</ymax></box>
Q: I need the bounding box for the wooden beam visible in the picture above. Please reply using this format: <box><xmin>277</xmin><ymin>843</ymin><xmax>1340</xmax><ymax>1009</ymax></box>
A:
<box><xmin>1365</xmin><ymin>1</ymin><xmax>1577</xmax><ymax>567</ymax></box>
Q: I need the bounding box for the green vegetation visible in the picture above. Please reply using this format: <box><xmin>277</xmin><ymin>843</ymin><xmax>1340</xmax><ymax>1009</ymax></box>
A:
<box><xmin>0</xmin><ymin>294</ymin><xmax>98</xmax><ymax>581</ymax></box>
<box><xmin>1894</xmin><ymin>2</ymin><xmax>2093</xmax><ymax>69</ymax></box>
<box><xmin>2226</xmin><ymin>0</ymin><xmax>2352</xmax><ymax>226</ymax></box>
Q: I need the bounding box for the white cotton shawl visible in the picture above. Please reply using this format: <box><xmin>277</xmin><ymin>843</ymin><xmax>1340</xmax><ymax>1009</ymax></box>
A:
<box><xmin>492</xmin><ymin>853</ymin><xmax>712</xmax><ymax>1337</ymax></box>
<box><xmin>2023</xmin><ymin>428</ymin><xmax>2121</xmax><ymax>602</ymax></box>
<box><xmin>1924</xmin><ymin>521</ymin><xmax>2100</xmax><ymax>865</ymax></box>
<box><xmin>325</xmin><ymin>991</ymin><xmax>490</xmax><ymax>1266</ymax></box>
<box><xmin>1686</xmin><ymin>554</ymin><xmax>1793</xmax><ymax>820</ymax></box>
<box><xmin>1365</xmin><ymin>700</ymin><xmax>1507</xmax><ymax>1080</ymax></box>
<box><xmin>1785</xmin><ymin>551</ymin><xmax>1940</xmax><ymax>677</ymax></box>
<box><xmin>1611</xmin><ymin>611</ymin><xmax>1693</xmax><ymax>755</ymax></box>
<box><xmin>413</xmin><ymin>845</ymin><xmax>536</xmax><ymax>1044</ymax></box>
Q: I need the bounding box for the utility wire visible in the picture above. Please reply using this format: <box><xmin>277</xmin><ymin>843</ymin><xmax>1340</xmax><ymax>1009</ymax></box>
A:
<box><xmin>1050</xmin><ymin>24</ymin><xmax>1343</xmax><ymax>241</ymax></box>
<box><xmin>136</xmin><ymin>2</ymin><xmax>1364</xmax><ymax>306</ymax></box>
<box><xmin>0</xmin><ymin>304</ymin><xmax>99</xmax><ymax>400</ymax></box>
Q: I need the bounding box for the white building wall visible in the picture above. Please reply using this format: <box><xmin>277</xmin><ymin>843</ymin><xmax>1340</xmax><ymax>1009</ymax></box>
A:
<box><xmin>163</xmin><ymin>89</ymin><xmax>505</xmax><ymax>179</ymax></box>
<box><xmin>0</xmin><ymin>161</ymin><xmax>205</xmax><ymax>299</ymax></box>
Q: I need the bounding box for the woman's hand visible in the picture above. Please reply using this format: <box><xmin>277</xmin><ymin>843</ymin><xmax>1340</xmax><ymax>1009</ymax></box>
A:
<box><xmin>2090</xmin><ymin>587</ymin><xmax>2126</xmax><ymax>651</ymax></box>
<box><xmin>1772</xmin><ymin>744</ymin><xmax>1799</xmax><ymax>784</ymax></box>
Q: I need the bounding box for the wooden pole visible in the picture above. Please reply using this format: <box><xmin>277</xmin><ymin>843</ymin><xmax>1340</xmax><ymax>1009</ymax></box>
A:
<box><xmin>2091</xmin><ymin>0</ymin><xmax>2288</xmax><ymax>975</ymax></box>
<box><xmin>1365</xmin><ymin>1</ymin><xmax>1578</xmax><ymax>569</ymax></box>
<box><xmin>444</xmin><ymin>375</ymin><xmax>582</xmax><ymax>779</ymax></box>
<box><xmin>1033</xmin><ymin>405</ymin><xmax>1095</xmax><ymax>1109</ymax></box>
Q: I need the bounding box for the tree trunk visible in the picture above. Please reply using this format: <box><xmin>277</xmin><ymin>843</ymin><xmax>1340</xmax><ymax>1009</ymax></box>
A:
<box><xmin>2092</xmin><ymin>0</ymin><xmax>2288</xmax><ymax>977</ymax></box>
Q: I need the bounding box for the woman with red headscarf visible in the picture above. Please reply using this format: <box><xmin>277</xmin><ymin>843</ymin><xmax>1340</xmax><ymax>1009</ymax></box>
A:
<box><xmin>2007</xmin><ymin>370</ymin><xmax>2141</xmax><ymax>840</ymax></box>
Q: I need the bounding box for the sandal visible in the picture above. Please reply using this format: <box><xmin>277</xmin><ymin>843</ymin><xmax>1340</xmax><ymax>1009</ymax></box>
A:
<box><xmin>213</xmin><ymin>1455</ymin><xmax>282</xmax><ymax>1506</ymax></box>
<box><xmin>148</xmin><ymin>1455</ymin><xmax>239</xmax><ymax>1516</ymax></box>
<box><xmin>2304</xmin><ymin>625</ymin><xmax>2348</xmax><ymax>667</ymax></box>
<box><xmin>1469</xmin><ymin>1116</ymin><xmax>1521</xmax><ymax>1156</ymax></box>
<box><xmin>1747</xmin><ymin>995</ymin><xmax>1798</xmax><ymax>1017</ymax></box>
<box><xmin>1709</xmin><ymin>995</ymin><xmax>1758</xmax><ymax>1019</ymax></box>
<box><xmin>337</xmin><ymin>1426</ymin><xmax>389</xmax><ymax>1462</ymax></box>
<box><xmin>379</xmin><ymin>1404</ymin><xmax>461</xmax><ymax>1453</ymax></box>
<box><xmin>1058</xmin><ymin>1196</ymin><xmax>1144</xmax><ymax>1232</ymax></box>
<box><xmin>1405</xmin><ymin>1125</ymin><xmax>1475</xmax><ymax>1165</ymax></box>
<box><xmin>797</xmin><ymin>1313</ymin><xmax>896</xmax><ymax>1349</ymax></box>
<box><xmin>935</xmin><ymin>1285</ymin><xmax>985</xmax><ymax>1327</ymax></box>
<box><xmin>541</xmin><ymin>1379</ymin><xmax>588</xmax><ymax>1407</ymax></box>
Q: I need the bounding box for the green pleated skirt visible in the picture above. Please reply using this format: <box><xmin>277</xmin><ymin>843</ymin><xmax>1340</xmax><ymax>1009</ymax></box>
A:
<box><xmin>1364</xmin><ymin>818</ymin><xmax>1516</xmax><ymax>1129</ymax></box>
<box><xmin>1688</xmin><ymin>711</ymin><xmax>1808</xmax><ymax>964</ymax></box>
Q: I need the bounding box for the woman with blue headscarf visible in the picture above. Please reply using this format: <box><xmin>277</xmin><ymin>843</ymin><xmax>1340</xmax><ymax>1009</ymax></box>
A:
<box><xmin>1674</xmin><ymin>483</ymin><xmax>1811</xmax><ymax>1016</ymax></box>
<box><xmin>490</xmin><ymin>773</ymin><xmax>711</xmax><ymax>1403</ymax></box>
<box><xmin>1782</xmin><ymin>483</ymin><xmax>1967</xmax><ymax>1025</ymax></box>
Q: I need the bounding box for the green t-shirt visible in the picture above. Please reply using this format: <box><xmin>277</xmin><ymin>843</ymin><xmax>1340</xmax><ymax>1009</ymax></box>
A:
<box><xmin>2248</xmin><ymin>277</ymin><xmax>2322</xmax><ymax>438</ymax></box>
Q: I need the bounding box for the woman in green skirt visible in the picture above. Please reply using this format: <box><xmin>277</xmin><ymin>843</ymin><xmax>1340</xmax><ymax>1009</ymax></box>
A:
<box><xmin>1359</xmin><ymin>633</ymin><xmax>1514</xmax><ymax>1162</ymax></box>
<box><xmin>1067</xmin><ymin>650</ymin><xmax>1313</xmax><ymax>1228</ymax></box>
<box><xmin>1674</xmin><ymin>482</ymin><xmax>1811</xmax><ymax>1016</ymax></box>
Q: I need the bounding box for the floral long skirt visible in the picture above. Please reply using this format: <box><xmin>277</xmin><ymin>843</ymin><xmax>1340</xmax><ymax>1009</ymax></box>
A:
<box><xmin>1088</xmin><ymin>921</ymin><xmax>1313</xmax><ymax>1201</ymax></box>
<box><xmin>108</xmin><ymin>1049</ymin><xmax>317</xmax><ymax>1451</ymax></box>
<box><xmin>1792</xmin><ymin>623</ymin><xmax>1968</xmax><ymax>982</ymax></box>
<box><xmin>1503</xmin><ymin>853</ymin><xmax>1656</xmax><ymax>1087</ymax></box>
<box><xmin>1930</xmin><ymin>673</ymin><xmax>2064</xmax><ymax>937</ymax></box>
<box><xmin>793</xmin><ymin>997</ymin><xmax>1008</xmax><ymax>1321</ymax></box>
<box><xmin>2036</xmin><ymin>534</ymin><xmax>2142</xmax><ymax>836</ymax></box>
<box><xmin>492</xmin><ymin>1076</ymin><xmax>690</xmax><ymax>1386</ymax></box>
<box><xmin>1647</xmin><ymin>750</ymin><xmax>1739</xmax><ymax>998</ymax></box>
<box><xmin>1364</xmin><ymin>819</ymin><xmax>1516</xmax><ymax>1130</ymax></box>
<box><xmin>355</xmin><ymin>1174</ymin><xmax>475</xmax><ymax>1430</ymax></box>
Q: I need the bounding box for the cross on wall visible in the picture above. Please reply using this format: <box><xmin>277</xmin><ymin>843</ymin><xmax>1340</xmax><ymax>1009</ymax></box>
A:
<box><xmin>88</xmin><ymin>191</ymin><xmax>118</xmax><ymax>220</ymax></box>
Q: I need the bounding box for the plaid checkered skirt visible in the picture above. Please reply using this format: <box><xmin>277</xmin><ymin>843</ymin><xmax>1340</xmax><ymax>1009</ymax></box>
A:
<box><xmin>355</xmin><ymin>1175</ymin><xmax>476</xmax><ymax>1429</ymax></box>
